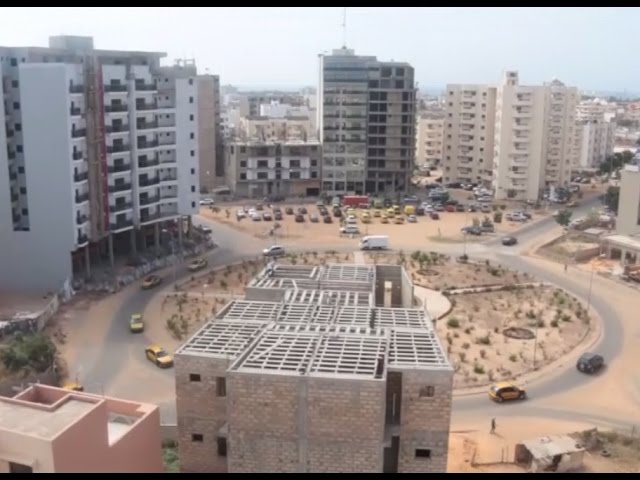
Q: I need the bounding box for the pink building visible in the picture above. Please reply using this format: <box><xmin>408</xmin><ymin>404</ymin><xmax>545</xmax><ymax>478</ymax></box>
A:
<box><xmin>0</xmin><ymin>385</ymin><xmax>163</xmax><ymax>473</ymax></box>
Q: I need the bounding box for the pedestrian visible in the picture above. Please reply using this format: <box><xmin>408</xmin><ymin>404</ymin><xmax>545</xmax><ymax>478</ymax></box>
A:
<box><xmin>490</xmin><ymin>417</ymin><xmax>496</xmax><ymax>434</ymax></box>
<box><xmin>564</xmin><ymin>262</ymin><xmax>568</xmax><ymax>273</ymax></box>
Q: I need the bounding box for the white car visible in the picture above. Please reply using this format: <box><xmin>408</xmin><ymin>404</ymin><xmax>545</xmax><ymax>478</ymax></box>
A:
<box><xmin>248</xmin><ymin>208</ymin><xmax>257</xmax><ymax>217</ymax></box>
<box><xmin>263</xmin><ymin>245</ymin><xmax>286</xmax><ymax>257</ymax></box>
<box><xmin>199</xmin><ymin>198</ymin><xmax>214</xmax><ymax>206</ymax></box>
<box><xmin>340</xmin><ymin>225</ymin><xmax>360</xmax><ymax>235</ymax></box>
<box><xmin>407</xmin><ymin>215</ymin><xmax>418</xmax><ymax>223</ymax></box>
<box><xmin>346</xmin><ymin>215</ymin><xmax>358</xmax><ymax>224</ymax></box>
<box><xmin>251</xmin><ymin>213</ymin><xmax>261</xmax><ymax>221</ymax></box>
<box><xmin>236</xmin><ymin>209</ymin><xmax>246</xmax><ymax>219</ymax></box>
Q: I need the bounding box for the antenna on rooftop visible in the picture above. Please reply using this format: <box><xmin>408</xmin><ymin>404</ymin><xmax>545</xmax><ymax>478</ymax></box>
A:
<box><xmin>342</xmin><ymin>7</ymin><xmax>347</xmax><ymax>49</ymax></box>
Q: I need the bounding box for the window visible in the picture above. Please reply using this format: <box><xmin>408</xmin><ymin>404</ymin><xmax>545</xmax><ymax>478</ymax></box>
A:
<box><xmin>189</xmin><ymin>373</ymin><xmax>201</xmax><ymax>382</ymax></box>
<box><xmin>240</xmin><ymin>146</ymin><xmax>246</xmax><ymax>154</ymax></box>
<box><xmin>18</xmin><ymin>166</ymin><xmax>24</xmax><ymax>174</ymax></box>
<box><xmin>216</xmin><ymin>377</ymin><xmax>226</xmax><ymax>397</ymax></box>
<box><xmin>21</xmin><ymin>208</ymin><xmax>28</xmax><ymax>215</ymax></box>
<box><xmin>15</xmin><ymin>123</ymin><xmax>21</xmax><ymax>131</ymax></box>
<box><xmin>415</xmin><ymin>449</ymin><xmax>431</xmax><ymax>459</ymax></box>
<box><xmin>11</xmin><ymin>80</ymin><xmax>18</xmax><ymax>88</ymax></box>
<box><xmin>257</xmin><ymin>172</ymin><xmax>268</xmax><ymax>180</ymax></box>
<box><xmin>239</xmin><ymin>173</ymin><xmax>247</xmax><ymax>180</ymax></box>
<box><xmin>190</xmin><ymin>133</ymin><xmax>195</xmax><ymax>139</ymax></box>
<box><xmin>189</xmin><ymin>96</ymin><xmax>194</xmax><ymax>104</ymax></box>
<box><xmin>20</xmin><ymin>187</ymin><xmax>27</xmax><ymax>194</ymax></box>
<box><xmin>191</xmin><ymin>201</ymin><xmax>196</xmax><ymax>208</ymax></box>
<box><xmin>311</xmin><ymin>171</ymin><xmax>318</xmax><ymax>178</ymax></box>
<box><xmin>189</xmin><ymin>78</ymin><xmax>194</xmax><ymax>85</ymax></box>
<box><xmin>191</xmin><ymin>434</ymin><xmax>204</xmax><ymax>442</ymax></box>
<box><xmin>257</xmin><ymin>160</ymin><xmax>269</xmax><ymax>168</ymax></box>
<box><xmin>191</xmin><ymin>168</ymin><xmax>195</xmax><ymax>174</ymax></box>
<box><xmin>10</xmin><ymin>57</ymin><xmax>17</xmax><ymax>67</ymax></box>
<box><xmin>419</xmin><ymin>386</ymin><xmax>435</xmax><ymax>397</ymax></box>
<box><xmin>191</xmin><ymin>186</ymin><xmax>196</xmax><ymax>193</ymax></box>
<box><xmin>396</xmin><ymin>67</ymin><xmax>405</xmax><ymax>76</ymax></box>
<box><xmin>381</xmin><ymin>67</ymin><xmax>392</xmax><ymax>77</ymax></box>
<box><xmin>311</xmin><ymin>159</ymin><xmax>318</xmax><ymax>167</ymax></box>
<box><xmin>239</xmin><ymin>160</ymin><xmax>247</xmax><ymax>168</ymax></box>
<box><xmin>13</xmin><ymin>101</ymin><xmax>20</xmax><ymax>110</ymax></box>
<box><xmin>16</xmin><ymin>145</ymin><xmax>23</xmax><ymax>153</ymax></box>
<box><xmin>395</xmin><ymin>79</ymin><xmax>404</xmax><ymax>89</ymax></box>
<box><xmin>190</xmin><ymin>150</ymin><xmax>195</xmax><ymax>157</ymax></box>
<box><xmin>190</xmin><ymin>114</ymin><xmax>194</xmax><ymax>121</ymax></box>
<box><xmin>217</xmin><ymin>437</ymin><xmax>228</xmax><ymax>457</ymax></box>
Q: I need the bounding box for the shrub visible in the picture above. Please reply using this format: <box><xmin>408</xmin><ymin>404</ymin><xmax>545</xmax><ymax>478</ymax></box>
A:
<box><xmin>550</xmin><ymin>319</ymin><xmax>559</xmax><ymax>328</ymax></box>
<box><xmin>479</xmin><ymin>349</ymin><xmax>487</xmax><ymax>359</ymax></box>
<box><xmin>453</xmin><ymin>332</ymin><xmax>460</xmax><ymax>338</ymax></box>
<box><xmin>220</xmin><ymin>280</ymin><xmax>228</xmax><ymax>290</ymax></box>
<box><xmin>447</xmin><ymin>317</ymin><xmax>460</xmax><ymax>328</ymax></box>
<box><xmin>473</xmin><ymin>364</ymin><xmax>485</xmax><ymax>374</ymax></box>
<box><xmin>537</xmin><ymin>319</ymin><xmax>545</xmax><ymax>328</ymax></box>
<box><xmin>464</xmin><ymin>327</ymin><xmax>472</xmax><ymax>334</ymax></box>
<box><xmin>476</xmin><ymin>335</ymin><xmax>491</xmax><ymax>345</ymax></box>
<box><xmin>526</xmin><ymin>309</ymin><xmax>536</xmax><ymax>320</ymax></box>
<box><xmin>509</xmin><ymin>354</ymin><xmax>518</xmax><ymax>362</ymax></box>
<box><xmin>0</xmin><ymin>333</ymin><xmax>57</xmax><ymax>373</ymax></box>
<box><xmin>494</xmin><ymin>326</ymin><xmax>499</xmax><ymax>333</ymax></box>
<box><xmin>561</xmin><ymin>314</ymin><xmax>572</xmax><ymax>322</ymax></box>
<box><xmin>462</xmin><ymin>342</ymin><xmax>471</xmax><ymax>350</ymax></box>
<box><xmin>459</xmin><ymin>352</ymin><xmax>467</xmax><ymax>363</ymax></box>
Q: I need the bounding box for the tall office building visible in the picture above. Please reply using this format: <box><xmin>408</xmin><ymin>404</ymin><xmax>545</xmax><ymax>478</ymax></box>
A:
<box><xmin>0</xmin><ymin>35</ymin><xmax>199</xmax><ymax>292</ymax></box>
<box><xmin>197</xmin><ymin>74</ymin><xmax>223</xmax><ymax>192</ymax></box>
<box><xmin>318</xmin><ymin>48</ymin><xmax>416</xmax><ymax>196</ymax></box>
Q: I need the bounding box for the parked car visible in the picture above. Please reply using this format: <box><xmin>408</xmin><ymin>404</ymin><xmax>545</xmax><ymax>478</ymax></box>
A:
<box><xmin>285</xmin><ymin>207</ymin><xmax>294</xmax><ymax>215</ymax></box>
<box><xmin>430</xmin><ymin>212</ymin><xmax>440</xmax><ymax>220</ymax></box>
<box><xmin>145</xmin><ymin>345</ymin><xmax>174</xmax><ymax>369</ymax></box>
<box><xmin>262</xmin><ymin>212</ymin><xmax>273</xmax><ymax>221</ymax></box>
<box><xmin>346</xmin><ymin>215</ymin><xmax>358</xmax><ymax>225</ymax></box>
<box><xmin>456</xmin><ymin>204</ymin><xmax>466</xmax><ymax>212</ymax></box>
<box><xmin>141</xmin><ymin>275</ymin><xmax>162</xmax><ymax>290</ymax></box>
<box><xmin>416</xmin><ymin>206</ymin><xmax>425</xmax><ymax>216</ymax></box>
<box><xmin>255</xmin><ymin>203</ymin><xmax>264</xmax><ymax>211</ymax></box>
<box><xmin>274</xmin><ymin>211</ymin><xmax>283</xmax><ymax>221</ymax></box>
<box><xmin>445</xmin><ymin>204</ymin><xmax>456</xmax><ymax>212</ymax></box>
<box><xmin>310</xmin><ymin>214</ymin><xmax>319</xmax><ymax>223</ymax></box>
<box><xmin>199</xmin><ymin>198</ymin><xmax>214</xmax><ymax>206</ymax></box>
<box><xmin>129</xmin><ymin>314</ymin><xmax>144</xmax><ymax>333</ymax></box>
<box><xmin>407</xmin><ymin>214</ymin><xmax>418</xmax><ymax>223</ymax></box>
<box><xmin>501</xmin><ymin>236</ymin><xmax>518</xmax><ymax>246</ymax></box>
<box><xmin>333</xmin><ymin>208</ymin><xmax>343</xmax><ymax>218</ymax></box>
<box><xmin>295</xmin><ymin>214</ymin><xmax>305</xmax><ymax>223</ymax></box>
<box><xmin>480</xmin><ymin>205</ymin><xmax>492</xmax><ymax>213</ymax></box>
<box><xmin>251</xmin><ymin>213</ymin><xmax>262</xmax><ymax>221</ymax></box>
<box><xmin>236</xmin><ymin>209</ymin><xmax>246</xmax><ymax>220</ymax></box>
<box><xmin>480</xmin><ymin>223</ymin><xmax>495</xmax><ymax>233</ymax></box>
<box><xmin>462</xmin><ymin>226</ymin><xmax>482</xmax><ymax>236</ymax></box>
<box><xmin>298</xmin><ymin>206</ymin><xmax>308</xmax><ymax>214</ymax></box>
<box><xmin>340</xmin><ymin>225</ymin><xmax>360</xmax><ymax>235</ymax></box>
<box><xmin>263</xmin><ymin>245</ymin><xmax>286</xmax><ymax>257</ymax></box>
<box><xmin>488</xmin><ymin>382</ymin><xmax>526</xmax><ymax>403</ymax></box>
<box><xmin>478</xmin><ymin>196</ymin><xmax>493</xmax><ymax>203</ymax></box>
<box><xmin>394</xmin><ymin>216</ymin><xmax>405</xmax><ymax>224</ymax></box>
<box><xmin>188</xmin><ymin>258</ymin><xmax>208</xmax><ymax>272</ymax></box>
<box><xmin>433</xmin><ymin>204</ymin><xmax>445</xmax><ymax>212</ymax></box>
<box><xmin>576</xmin><ymin>353</ymin><xmax>604</xmax><ymax>374</ymax></box>
<box><xmin>323</xmin><ymin>214</ymin><xmax>333</xmax><ymax>224</ymax></box>
<box><xmin>468</xmin><ymin>204</ymin><xmax>478</xmax><ymax>212</ymax></box>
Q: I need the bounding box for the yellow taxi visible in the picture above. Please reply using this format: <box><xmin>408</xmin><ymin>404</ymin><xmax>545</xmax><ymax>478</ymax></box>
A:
<box><xmin>63</xmin><ymin>380</ymin><xmax>84</xmax><ymax>392</ymax></box>
<box><xmin>361</xmin><ymin>212</ymin><xmax>371</xmax><ymax>224</ymax></box>
<box><xmin>141</xmin><ymin>275</ymin><xmax>162</xmax><ymax>290</ymax></box>
<box><xmin>380</xmin><ymin>214</ymin><xmax>390</xmax><ymax>224</ymax></box>
<box><xmin>393</xmin><ymin>205</ymin><xmax>402</xmax><ymax>215</ymax></box>
<box><xmin>188</xmin><ymin>258</ymin><xmax>208</xmax><ymax>272</ymax></box>
<box><xmin>394</xmin><ymin>216</ymin><xmax>405</xmax><ymax>224</ymax></box>
<box><xmin>488</xmin><ymin>382</ymin><xmax>527</xmax><ymax>403</ymax></box>
<box><xmin>129</xmin><ymin>314</ymin><xmax>144</xmax><ymax>333</ymax></box>
<box><xmin>373</xmin><ymin>209</ymin><xmax>382</xmax><ymax>218</ymax></box>
<box><xmin>145</xmin><ymin>345</ymin><xmax>174</xmax><ymax>369</ymax></box>
<box><xmin>386</xmin><ymin>208</ymin><xmax>396</xmax><ymax>218</ymax></box>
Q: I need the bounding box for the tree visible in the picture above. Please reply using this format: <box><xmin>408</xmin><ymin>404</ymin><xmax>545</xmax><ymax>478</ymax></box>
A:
<box><xmin>603</xmin><ymin>186</ymin><xmax>620</xmax><ymax>214</ymax></box>
<box><xmin>493</xmin><ymin>211</ymin><xmax>503</xmax><ymax>223</ymax></box>
<box><xmin>0</xmin><ymin>333</ymin><xmax>56</xmax><ymax>373</ymax></box>
<box><xmin>555</xmin><ymin>209</ymin><xmax>573</xmax><ymax>227</ymax></box>
<box><xmin>599</xmin><ymin>151</ymin><xmax>635</xmax><ymax>175</ymax></box>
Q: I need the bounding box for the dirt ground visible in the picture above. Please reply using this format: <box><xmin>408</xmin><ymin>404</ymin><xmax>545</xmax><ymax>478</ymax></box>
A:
<box><xmin>200</xmin><ymin>202</ymin><xmax>538</xmax><ymax>247</ymax></box>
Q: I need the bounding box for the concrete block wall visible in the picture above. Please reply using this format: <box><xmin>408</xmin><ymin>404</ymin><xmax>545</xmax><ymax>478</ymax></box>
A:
<box><xmin>175</xmin><ymin>354</ymin><xmax>231</xmax><ymax>473</ymax></box>
<box><xmin>396</xmin><ymin>369</ymin><xmax>454</xmax><ymax>473</ymax></box>
<box><xmin>306</xmin><ymin>378</ymin><xmax>385</xmax><ymax>472</ymax></box>
<box><xmin>227</xmin><ymin>372</ymin><xmax>301</xmax><ymax>472</ymax></box>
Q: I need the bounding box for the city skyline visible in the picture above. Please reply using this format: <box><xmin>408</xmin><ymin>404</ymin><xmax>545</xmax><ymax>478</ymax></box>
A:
<box><xmin>0</xmin><ymin>7</ymin><xmax>638</xmax><ymax>93</ymax></box>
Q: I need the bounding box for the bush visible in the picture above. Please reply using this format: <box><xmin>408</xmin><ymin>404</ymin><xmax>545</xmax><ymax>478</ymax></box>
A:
<box><xmin>462</xmin><ymin>342</ymin><xmax>471</xmax><ymax>350</ymax></box>
<box><xmin>509</xmin><ymin>354</ymin><xmax>518</xmax><ymax>362</ymax></box>
<box><xmin>561</xmin><ymin>314</ymin><xmax>572</xmax><ymax>323</ymax></box>
<box><xmin>537</xmin><ymin>319</ymin><xmax>545</xmax><ymax>328</ymax></box>
<box><xmin>464</xmin><ymin>327</ymin><xmax>472</xmax><ymax>334</ymax></box>
<box><xmin>220</xmin><ymin>280</ymin><xmax>228</xmax><ymax>290</ymax></box>
<box><xmin>473</xmin><ymin>364</ymin><xmax>485</xmax><ymax>374</ymax></box>
<box><xmin>493</xmin><ymin>211</ymin><xmax>503</xmax><ymax>223</ymax></box>
<box><xmin>0</xmin><ymin>333</ymin><xmax>57</xmax><ymax>373</ymax></box>
<box><xmin>526</xmin><ymin>309</ymin><xmax>536</xmax><ymax>320</ymax></box>
<box><xmin>476</xmin><ymin>335</ymin><xmax>491</xmax><ymax>345</ymax></box>
<box><xmin>447</xmin><ymin>317</ymin><xmax>460</xmax><ymax>328</ymax></box>
<box><xmin>479</xmin><ymin>349</ymin><xmax>486</xmax><ymax>359</ymax></box>
<box><xmin>459</xmin><ymin>352</ymin><xmax>467</xmax><ymax>363</ymax></box>
<box><xmin>550</xmin><ymin>319</ymin><xmax>559</xmax><ymax>328</ymax></box>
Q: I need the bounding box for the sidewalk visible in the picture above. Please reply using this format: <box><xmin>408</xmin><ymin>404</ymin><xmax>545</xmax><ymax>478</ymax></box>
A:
<box><xmin>413</xmin><ymin>285</ymin><xmax>452</xmax><ymax>319</ymax></box>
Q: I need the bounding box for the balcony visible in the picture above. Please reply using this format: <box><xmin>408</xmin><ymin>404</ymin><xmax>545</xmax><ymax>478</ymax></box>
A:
<box><xmin>107</xmin><ymin>163</ymin><xmax>131</xmax><ymax>173</ymax></box>
<box><xmin>105</xmin><ymin>124</ymin><xmax>129</xmax><ymax>133</ymax></box>
<box><xmin>139</xmin><ymin>195</ymin><xmax>160</xmax><ymax>206</ymax></box>
<box><xmin>160</xmin><ymin>189</ymin><xmax>178</xmax><ymax>199</ymax></box>
<box><xmin>74</xmin><ymin>171</ymin><xmax>89</xmax><ymax>182</ymax></box>
<box><xmin>139</xmin><ymin>157</ymin><xmax>160</xmax><ymax>168</ymax></box>
<box><xmin>9</xmin><ymin>172</ymin><xmax>17</xmax><ymax>181</ymax></box>
<box><xmin>105</xmin><ymin>104</ymin><xmax>128</xmax><ymax>113</ymax></box>
<box><xmin>76</xmin><ymin>214</ymin><xmax>88</xmax><ymax>225</ymax></box>
<box><xmin>11</xmin><ymin>192</ymin><xmax>19</xmax><ymax>202</ymax></box>
<box><xmin>75</xmin><ymin>192</ymin><xmax>89</xmax><ymax>203</ymax></box>
<box><xmin>136</xmin><ymin>102</ymin><xmax>158</xmax><ymax>111</ymax></box>
<box><xmin>137</xmin><ymin>121</ymin><xmax>158</xmax><ymax>130</ymax></box>
<box><xmin>72</xmin><ymin>151</ymin><xmax>84</xmax><ymax>161</ymax></box>
<box><xmin>160</xmin><ymin>174</ymin><xmax>178</xmax><ymax>182</ymax></box>
<box><xmin>109</xmin><ymin>202</ymin><xmax>133</xmax><ymax>213</ymax></box>
<box><xmin>104</xmin><ymin>84</ymin><xmax>127</xmax><ymax>93</ymax></box>
<box><xmin>106</xmin><ymin>144</ymin><xmax>130</xmax><ymax>154</ymax></box>
<box><xmin>158</xmin><ymin>137</ymin><xmax>176</xmax><ymax>146</ymax></box>
<box><xmin>137</xmin><ymin>140</ymin><xmax>159</xmax><ymax>149</ymax></box>
<box><xmin>7</xmin><ymin>151</ymin><xmax>16</xmax><ymax>160</ymax></box>
<box><xmin>108</xmin><ymin>183</ymin><xmax>132</xmax><ymax>193</ymax></box>
<box><xmin>139</xmin><ymin>177</ymin><xmax>160</xmax><ymax>187</ymax></box>
<box><xmin>70</xmin><ymin>107</ymin><xmax>81</xmax><ymax>116</ymax></box>
<box><xmin>71</xmin><ymin>128</ymin><xmax>86</xmax><ymax>138</ymax></box>
<box><xmin>77</xmin><ymin>233</ymin><xmax>89</xmax><ymax>245</ymax></box>
<box><xmin>109</xmin><ymin>219</ymin><xmax>134</xmax><ymax>231</ymax></box>
<box><xmin>135</xmin><ymin>83</ymin><xmax>157</xmax><ymax>91</ymax></box>
<box><xmin>6</xmin><ymin>129</ymin><xmax>14</xmax><ymax>138</ymax></box>
<box><xmin>69</xmin><ymin>84</ymin><xmax>84</xmax><ymax>94</ymax></box>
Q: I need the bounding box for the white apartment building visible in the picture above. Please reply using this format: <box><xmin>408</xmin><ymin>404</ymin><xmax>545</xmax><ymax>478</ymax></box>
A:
<box><xmin>576</xmin><ymin>98</ymin><xmax>617</xmax><ymax>123</ymax></box>
<box><xmin>415</xmin><ymin>114</ymin><xmax>444</xmax><ymax>167</ymax></box>
<box><xmin>574</xmin><ymin>118</ymin><xmax>615</xmax><ymax>169</ymax></box>
<box><xmin>0</xmin><ymin>35</ymin><xmax>199</xmax><ymax>292</ymax></box>
<box><xmin>225</xmin><ymin>140</ymin><xmax>321</xmax><ymax>198</ymax></box>
<box><xmin>441</xmin><ymin>85</ymin><xmax>497</xmax><ymax>186</ymax></box>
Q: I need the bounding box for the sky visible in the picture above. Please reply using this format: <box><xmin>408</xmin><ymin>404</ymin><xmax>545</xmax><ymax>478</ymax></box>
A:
<box><xmin>0</xmin><ymin>7</ymin><xmax>639</xmax><ymax>94</ymax></box>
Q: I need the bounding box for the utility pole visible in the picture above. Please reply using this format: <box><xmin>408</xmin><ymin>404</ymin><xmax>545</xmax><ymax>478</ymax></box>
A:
<box><xmin>342</xmin><ymin>7</ymin><xmax>347</xmax><ymax>48</ymax></box>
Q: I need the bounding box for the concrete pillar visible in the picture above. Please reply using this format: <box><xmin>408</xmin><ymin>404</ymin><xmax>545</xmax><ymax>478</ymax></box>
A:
<box><xmin>187</xmin><ymin>216</ymin><xmax>193</xmax><ymax>238</ymax></box>
<box><xmin>178</xmin><ymin>224</ymin><xmax>184</xmax><ymax>254</ymax></box>
<box><xmin>130</xmin><ymin>228</ymin><xmax>137</xmax><ymax>255</ymax></box>
<box><xmin>85</xmin><ymin>245</ymin><xmax>91</xmax><ymax>278</ymax></box>
<box><xmin>108</xmin><ymin>233</ymin><xmax>115</xmax><ymax>268</ymax></box>
<box><xmin>154</xmin><ymin>223</ymin><xmax>160</xmax><ymax>257</ymax></box>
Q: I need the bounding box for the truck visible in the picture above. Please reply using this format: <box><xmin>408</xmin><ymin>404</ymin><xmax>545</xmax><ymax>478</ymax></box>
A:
<box><xmin>359</xmin><ymin>235</ymin><xmax>389</xmax><ymax>250</ymax></box>
<box><xmin>343</xmin><ymin>195</ymin><xmax>369</xmax><ymax>208</ymax></box>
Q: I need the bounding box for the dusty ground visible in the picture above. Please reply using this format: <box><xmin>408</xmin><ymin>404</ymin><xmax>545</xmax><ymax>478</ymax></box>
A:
<box><xmin>441</xmin><ymin>286</ymin><xmax>591</xmax><ymax>388</ymax></box>
<box><xmin>200</xmin><ymin>202</ymin><xmax>537</xmax><ymax>247</ymax></box>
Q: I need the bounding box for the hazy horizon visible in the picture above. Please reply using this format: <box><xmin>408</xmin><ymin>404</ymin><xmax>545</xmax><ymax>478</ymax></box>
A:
<box><xmin>0</xmin><ymin>7</ymin><xmax>638</xmax><ymax>94</ymax></box>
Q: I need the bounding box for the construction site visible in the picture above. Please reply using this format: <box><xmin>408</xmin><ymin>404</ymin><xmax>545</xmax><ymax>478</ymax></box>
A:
<box><xmin>174</xmin><ymin>263</ymin><xmax>453</xmax><ymax>473</ymax></box>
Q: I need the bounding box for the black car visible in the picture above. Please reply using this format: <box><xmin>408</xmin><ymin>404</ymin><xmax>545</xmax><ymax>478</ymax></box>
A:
<box><xmin>298</xmin><ymin>206</ymin><xmax>308</xmax><ymax>214</ymax></box>
<box><xmin>501</xmin><ymin>236</ymin><xmax>518</xmax><ymax>246</ymax></box>
<box><xmin>416</xmin><ymin>206</ymin><xmax>425</xmax><ymax>216</ymax></box>
<box><xmin>456</xmin><ymin>204</ymin><xmax>465</xmax><ymax>212</ymax></box>
<box><xmin>430</xmin><ymin>212</ymin><xmax>440</xmax><ymax>220</ymax></box>
<box><xmin>323</xmin><ymin>214</ymin><xmax>333</xmax><ymax>224</ymax></box>
<box><xmin>295</xmin><ymin>214</ymin><xmax>305</xmax><ymax>223</ymax></box>
<box><xmin>446</xmin><ymin>182</ymin><xmax>462</xmax><ymax>189</ymax></box>
<box><xmin>576</xmin><ymin>353</ymin><xmax>604</xmax><ymax>374</ymax></box>
<box><xmin>274</xmin><ymin>212</ymin><xmax>283</xmax><ymax>221</ymax></box>
<box><xmin>462</xmin><ymin>226</ymin><xmax>482</xmax><ymax>236</ymax></box>
<box><xmin>333</xmin><ymin>208</ymin><xmax>343</xmax><ymax>218</ymax></box>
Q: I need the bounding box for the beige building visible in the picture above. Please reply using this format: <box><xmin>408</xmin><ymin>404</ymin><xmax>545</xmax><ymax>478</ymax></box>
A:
<box><xmin>574</xmin><ymin>119</ymin><xmax>615</xmax><ymax>169</ymax></box>
<box><xmin>616</xmin><ymin>164</ymin><xmax>640</xmax><ymax>236</ymax></box>
<box><xmin>0</xmin><ymin>384</ymin><xmax>162</xmax><ymax>473</ymax></box>
<box><xmin>197</xmin><ymin>74</ymin><xmax>223</xmax><ymax>192</ymax></box>
<box><xmin>415</xmin><ymin>114</ymin><xmax>444</xmax><ymax>167</ymax></box>
<box><xmin>239</xmin><ymin>115</ymin><xmax>314</xmax><ymax>143</ymax></box>
<box><xmin>175</xmin><ymin>263</ymin><xmax>453</xmax><ymax>473</ymax></box>
<box><xmin>225</xmin><ymin>140</ymin><xmax>321</xmax><ymax>198</ymax></box>
<box><xmin>442</xmin><ymin>85</ymin><xmax>497</xmax><ymax>186</ymax></box>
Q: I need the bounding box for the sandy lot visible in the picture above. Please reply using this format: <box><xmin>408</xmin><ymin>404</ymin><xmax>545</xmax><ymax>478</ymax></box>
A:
<box><xmin>201</xmin><ymin>202</ymin><xmax>539</xmax><ymax>248</ymax></box>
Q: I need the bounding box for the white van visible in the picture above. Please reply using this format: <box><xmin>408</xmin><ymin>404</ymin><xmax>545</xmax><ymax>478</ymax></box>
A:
<box><xmin>359</xmin><ymin>235</ymin><xmax>389</xmax><ymax>250</ymax></box>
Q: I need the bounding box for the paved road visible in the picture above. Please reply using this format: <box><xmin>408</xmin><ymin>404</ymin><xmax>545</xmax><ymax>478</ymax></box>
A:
<box><xmin>75</xmin><ymin>198</ymin><xmax>637</xmax><ymax>429</ymax></box>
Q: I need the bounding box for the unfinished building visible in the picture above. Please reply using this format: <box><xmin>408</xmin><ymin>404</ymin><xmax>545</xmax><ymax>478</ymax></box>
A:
<box><xmin>175</xmin><ymin>263</ymin><xmax>453</xmax><ymax>473</ymax></box>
